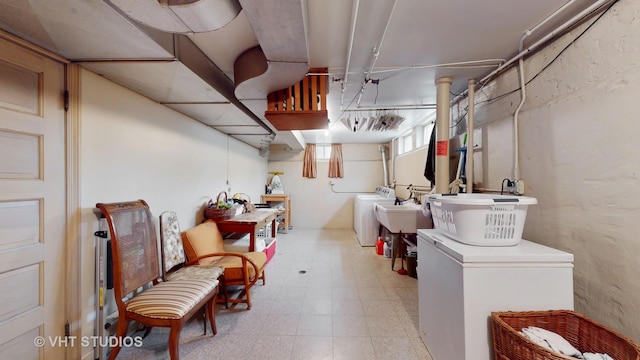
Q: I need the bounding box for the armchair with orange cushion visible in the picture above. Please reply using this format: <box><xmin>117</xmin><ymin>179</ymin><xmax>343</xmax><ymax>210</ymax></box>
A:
<box><xmin>181</xmin><ymin>220</ymin><xmax>267</xmax><ymax>310</ymax></box>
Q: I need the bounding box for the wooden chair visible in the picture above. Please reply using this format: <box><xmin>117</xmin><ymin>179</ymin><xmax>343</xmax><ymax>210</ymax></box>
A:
<box><xmin>159</xmin><ymin>211</ymin><xmax>228</xmax><ymax>311</ymax></box>
<box><xmin>181</xmin><ymin>221</ymin><xmax>267</xmax><ymax>309</ymax></box>
<box><xmin>96</xmin><ymin>200</ymin><xmax>219</xmax><ymax>360</ymax></box>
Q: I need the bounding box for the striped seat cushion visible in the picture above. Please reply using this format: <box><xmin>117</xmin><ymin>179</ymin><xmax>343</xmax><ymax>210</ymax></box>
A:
<box><xmin>126</xmin><ymin>279</ymin><xmax>218</xmax><ymax>319</ymax></box>
<box><xmin>166</xmin><ymin>264</ymin><xmax>224</xmax><ymax>282</ymax></box>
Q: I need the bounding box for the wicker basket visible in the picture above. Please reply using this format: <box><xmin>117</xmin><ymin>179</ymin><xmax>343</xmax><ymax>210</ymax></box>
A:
<box><xmin>204</xmin><ymin>191</ymin><xmax>243</xmax><ymax>221</ymax></box>
<box><xmin>491</xmin><ymin>310</ymin><xmax>640</xmax><ymax>360</ymax></box>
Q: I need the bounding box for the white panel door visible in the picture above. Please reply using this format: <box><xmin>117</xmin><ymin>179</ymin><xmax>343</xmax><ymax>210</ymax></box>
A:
<box><xmin>0</xmin><ymin>37</ymin><xmax>66</xmax><ymax>359</ymax></box>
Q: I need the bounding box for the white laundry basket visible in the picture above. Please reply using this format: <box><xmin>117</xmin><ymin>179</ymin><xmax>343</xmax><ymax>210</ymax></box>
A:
<box><xmin>428</xmin><ymin>193</ymin><xmax>537</xmax><ymax>246</ymax></box>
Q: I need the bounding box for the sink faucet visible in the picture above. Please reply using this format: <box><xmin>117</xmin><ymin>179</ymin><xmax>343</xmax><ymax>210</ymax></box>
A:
<box><xmin>406</xmin><ymin>184</ymin><xmax>420</xmax><ymax>204</ymax></box>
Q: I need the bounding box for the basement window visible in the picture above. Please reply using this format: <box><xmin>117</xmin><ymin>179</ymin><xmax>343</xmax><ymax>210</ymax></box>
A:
<box><xmin>421</xmin><ymin>123</ymin><xmax>435</xmax><ymax>148</ymax></box>
<box><xmin>316</xmin><ymin>144</ymin><xmax>331</xmax><ymax>160</ymax></box>
<box><xmin>398</xmin><ymin>133</ymin><xmax>413</xmax><ymax>155</ymax></box>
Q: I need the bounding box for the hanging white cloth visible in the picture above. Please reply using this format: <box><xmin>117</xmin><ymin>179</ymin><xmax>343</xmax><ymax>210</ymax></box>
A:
<box><xmin>270</xmin><ymin>175</ymin><xmax>284</xmax><ymax>194</ymax></box>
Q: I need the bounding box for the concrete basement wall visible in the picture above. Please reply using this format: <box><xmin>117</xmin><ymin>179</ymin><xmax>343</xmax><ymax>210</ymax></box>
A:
<box><xmin>457</xmin><ymin>0</ymin><xmax>640</xmax><ymax>341</ymax></box>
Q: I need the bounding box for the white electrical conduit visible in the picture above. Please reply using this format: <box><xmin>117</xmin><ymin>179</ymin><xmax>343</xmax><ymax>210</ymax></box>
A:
<box><xmin>355</xmin><ymin>104</ymin><xmax>437</xmax><ymax>111</ymax></box>
<box><xmin>370</xmin><ymin>59</ymin><xmax>506</xmax><ymax>74</ymax></box>
<box><xmin>452</xmin><ymin>0</ymin><xmax>615</xmax><ymax>106</ymax></box>
<box><xmin>512</xmin><ymin>54</ymin><xmax>526</xmax><ymax>182</ymax></box>
<box><xmin>512</xmin><ymin>0</ymin><xmax>583</xmax><ymax>182</ymax></box>
<box><xmin>490</xmin><ymin>0</ymin><xmax>612</xmax><ymax>87</ymax></box>
<box><xmin>341</xmin><ymin>0</ymin><xmax>360</xmax><ymax>109</ymax></box>
<box><xmin>311</xmin><ymin>58</ymin><xmax>505</xmax><ymax>78</ymax></box>
<box><xmin>444</xmin><ymin>0</ymin><xmax>612</xmax><ymax>187</ymax></box>
<box><xmin>356</xmin><ymin>0</ymin><xmax>399</xmax><ymax>106</ymax></box>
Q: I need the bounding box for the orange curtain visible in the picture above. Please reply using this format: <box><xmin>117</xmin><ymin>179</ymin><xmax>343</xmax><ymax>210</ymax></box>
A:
<box><xmin>328</xmin><ymin>144</ymin><xmax>344</xmax><ymax>178</ymax></box>
<box><xmin>302</xmin><ymin>143</ymin><xmax>317</xmax><ymax>178</ymax></box>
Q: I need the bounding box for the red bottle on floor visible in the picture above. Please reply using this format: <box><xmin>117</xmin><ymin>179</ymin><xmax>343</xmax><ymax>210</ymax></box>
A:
<box><xmin>375</xmin><ymin>237</ymin><xmax>384</xmax><ymax>255</ymax></box>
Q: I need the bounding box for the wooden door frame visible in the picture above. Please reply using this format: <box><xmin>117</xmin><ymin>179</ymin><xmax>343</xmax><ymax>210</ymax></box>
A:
<box><xmin>0</xmin><ymin>30</ymin><xmax>83</xmax><ymax>360</ymax></box>
<box><xmin>66</xmin><ymin>63</ymin><xmax>83</xmax><ymax>360</ymax></box>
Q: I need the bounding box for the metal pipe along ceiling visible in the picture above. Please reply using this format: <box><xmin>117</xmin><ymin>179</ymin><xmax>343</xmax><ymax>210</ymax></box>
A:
<box><xmin>512</xmin><ymin>0</ymin><xmax>581</xmax><ymax>182</ymax></box>
<box><xmin>356</xmin><ymin>0</ymin><xmax>399</xmax><ymax>107</ymax></box>
<box><xmin>341</xmin><ymin>0</ymin><xmax>360</xmax><ymax>109</ymax></box>
<box><xmin>452</xmin><ymin>0</ymin><xmax>616</xmax><ymax>104</ymax></box>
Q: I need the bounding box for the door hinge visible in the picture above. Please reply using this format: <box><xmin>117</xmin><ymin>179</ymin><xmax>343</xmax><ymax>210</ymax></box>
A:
<box><xmin>64</xmin><ymin>322</ymin><xmax>70</xmax><ymax>337</ymax></box>
<box><xmin>63</xmin><ymin>90</ymin><xmax>70</xmax><ymax>112</ymax></box>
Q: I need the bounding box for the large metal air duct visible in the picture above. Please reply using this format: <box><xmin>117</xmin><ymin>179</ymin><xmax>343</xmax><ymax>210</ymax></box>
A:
<box><xmin>108</xmin><ymin>0</ymin><xmax>241</xmax><ymax>33</ymax></box>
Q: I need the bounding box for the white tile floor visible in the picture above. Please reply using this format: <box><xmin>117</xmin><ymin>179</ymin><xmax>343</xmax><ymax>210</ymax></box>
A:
<box><xmin>113</xmin><ymin>228</ymin><xmax>433</xmax><ymax>360</ymax></box>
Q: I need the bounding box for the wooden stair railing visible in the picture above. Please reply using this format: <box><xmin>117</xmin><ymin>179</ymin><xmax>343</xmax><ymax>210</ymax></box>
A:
<box><xmin>265</xmin><ymin>68</ymin><xmax>329</xmax><ymax>130</ymax></box>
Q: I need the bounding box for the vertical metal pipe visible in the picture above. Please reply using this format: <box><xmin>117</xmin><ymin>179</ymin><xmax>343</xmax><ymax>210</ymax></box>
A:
<box><xmin>379</xmin><ymin>144</ymin><xmax>389</xmax><ymax>187</ymax></box>
<box><xmin>435</xmin><ymin>77</ymin><xmax>452</xmax><ymax>194</ymax></box>
<box><xmin>450</xmin><ymin>0</ymin><xmax>614</xmax><ymax>105</ymax></box>
<box><xmin>390</xmin><ymin>138</ymin><xmax>396</xmax><ymax>187</ymax></box>
<box><xmin>467</xmin><ymin>79</ymin><xmax>475</xmax><ymax>193</ymax></box>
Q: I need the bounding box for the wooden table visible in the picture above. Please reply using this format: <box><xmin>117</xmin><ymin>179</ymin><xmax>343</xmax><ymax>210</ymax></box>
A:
<box><xmin>215</xmin><ymin>209</ymin><xmax>278</xmax><ymax>251</ymax></box>
<box><xmin>260</xmin><ymin>194</ymin><xmax>291</xmax><ymax>233</ymax></box>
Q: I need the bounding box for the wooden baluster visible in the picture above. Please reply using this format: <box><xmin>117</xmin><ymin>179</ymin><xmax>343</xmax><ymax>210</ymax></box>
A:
<box><xmin>279</xmin><ymin>90</ymin><xmax>284</xmax><ymax>111</ymax></box>
<box><xmin>319</xmin><ymin>74</ymin><xmax>326</xmax><ymax>111</ymax></box>
<box><xmin>267</xmin><ymin>92</ymin><xmax>276</xmax><ymax>111</ymax></box>
<box><xmin>311</xmin><ymin>75</ymin><xmax>318</xmax><ymax>111</ymax></box>
<box><xmin>294</xmin><ymin>81</ymin><xmax>301</xmax><ymax>111</ymax></box>
<box><xmin>302</xmin><ymin>75</ymin><xmax>309</xmax><ymax>111</ymax></box>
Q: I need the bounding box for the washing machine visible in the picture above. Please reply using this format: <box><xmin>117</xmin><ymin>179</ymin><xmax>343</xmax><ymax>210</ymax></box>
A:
<box><xmin>354</xmin><ymin>186</ymin><xmax>396</xmax><ymax>246</ymax></box>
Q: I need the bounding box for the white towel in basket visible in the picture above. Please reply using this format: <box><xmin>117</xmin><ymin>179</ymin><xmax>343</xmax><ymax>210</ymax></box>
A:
<box><xmin>583</xmin><ymin>353</ymin><xmax>614</xmax><ymax>360</ymax></box>
<box><xmin>520</xmin><ymin>326</ymin><xmax>583</xmax><ymax>358</ymax></box>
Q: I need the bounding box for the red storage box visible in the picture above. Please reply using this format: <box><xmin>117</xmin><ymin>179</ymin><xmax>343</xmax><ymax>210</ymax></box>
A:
<box><xmin>263</xmin><ymin>237</ymin><xmax>276</xmax><ymax>264</ymax></box>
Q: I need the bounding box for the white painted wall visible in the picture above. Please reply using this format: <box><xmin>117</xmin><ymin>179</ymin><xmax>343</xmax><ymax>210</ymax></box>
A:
<box><xmin>267</xmin><ymin>143</ymin><xmax>385</xmax><ymax>229</ymax></box>
<box><xmin>393</xmin><ymin>148</ymin><xmax>431</xmax><ymax>194</ymax></box>
<box><xmin>455</xmin><ymin>0</ymin><xmax>640</xmax><ymax>341</ymax></box>
<box><xmin>77</xmin><ymin>69</ymin><xmax>267</xmax><ymax>355</ymax></box>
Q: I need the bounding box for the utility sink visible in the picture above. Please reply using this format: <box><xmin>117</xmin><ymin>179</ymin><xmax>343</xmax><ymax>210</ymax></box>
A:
<box><xmin>374</xmin><ymin>202</ymin><xmax>433</xmax><ymax>233</ymax></box>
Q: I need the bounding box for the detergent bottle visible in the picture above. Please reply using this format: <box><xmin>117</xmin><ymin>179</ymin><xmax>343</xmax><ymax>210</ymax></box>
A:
<box><xmin>375</xmin><ymin>237</ymin><xmax>384</xmax><ymax>255</ymax></box>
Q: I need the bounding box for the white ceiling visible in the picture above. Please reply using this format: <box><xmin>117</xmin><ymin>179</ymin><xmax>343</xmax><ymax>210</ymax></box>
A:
<box><xmin>0</xmin><ymin>0</ymin><xmax>601</xmax><ymax>150</ymax></box>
